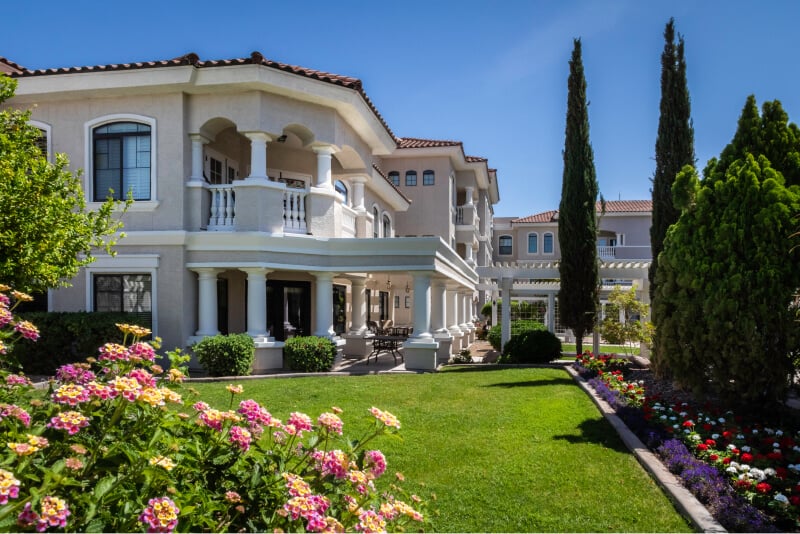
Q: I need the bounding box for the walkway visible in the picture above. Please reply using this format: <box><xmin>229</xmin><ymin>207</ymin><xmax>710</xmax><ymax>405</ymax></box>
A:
<box><xmin>332</xmin><ymin>339</ymin><xmax>499</xmax><ymax>373</ymax></box>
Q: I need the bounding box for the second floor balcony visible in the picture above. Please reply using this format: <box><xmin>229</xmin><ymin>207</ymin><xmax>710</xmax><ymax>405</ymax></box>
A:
<box><xmin>597</xmin><ymin>245</ymin><xmax>651</xmax><ymax>261</ymax></box>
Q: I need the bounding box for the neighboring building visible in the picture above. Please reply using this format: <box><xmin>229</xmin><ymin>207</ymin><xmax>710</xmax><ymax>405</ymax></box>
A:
<box><xmin>2</xmin><ymin>52</ymin><xmax>499</xmax><ymax>370</ymax></box>
<box><xmin>479</xmin><ymin>200</ymin><xmax>652</xmax><ymax>347</ymax></box>
<box><xmin>492</xmin><ymin>200</ymin><xmax>652</xmax><ymax>264</ymax></box>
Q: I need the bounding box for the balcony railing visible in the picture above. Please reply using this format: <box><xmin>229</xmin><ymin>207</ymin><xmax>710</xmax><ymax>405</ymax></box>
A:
<box><xmin>283</xmin><ymin>190</ymin><xmax>307</xmax><ymax>233</ymax></box>
<box><xmin>455</xmin><ymin>204</ymin><xmax>479</xmax><ymax>227</ymax></box>
<box><xmin>208</xmin><ymin>184</ymin><xmax>235</xmax><ymax>230</ymax></box>
<box><xmin>342</xmin><ymin>205</ymin><xmax>356</xmax><ymax>237</ymax></box>
<box><xmin>596</xmin><ymin>246</ymin><xmax>652</xmax><ymax>260</ymax></box>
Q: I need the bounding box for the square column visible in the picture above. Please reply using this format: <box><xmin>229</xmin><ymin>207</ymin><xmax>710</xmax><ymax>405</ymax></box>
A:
<box><xmin>404</xmin><ymin>272</ymin><xmax>439</xmax><ymax>370</ymax></box>
<box><xmin>447</xmin><ymin>287</ymin><xmax>464</xmax><ymax>352</ymax></box>
<box><xmin>547</xmin><ymin>293</ymin><xmax>556</xmax><ymax>334</ymax></box>
<box><xmin>431</xmin><ymin>279</ymin><xmax>452</xmax><ymax>361</ymax></box>
<box><xmin>500</xmin><ymin>277</ymin><xmax>513</xmax><ymax>351</ymax></box>
<box><xmin>343</xmin><ymin>278</ymin><xmax>370</xmax><ymax>358</ymax></box>
<box><xmin>241</xmin><ymin>268</ymin><xmax>272</xmax><ymax>340</ymax></box>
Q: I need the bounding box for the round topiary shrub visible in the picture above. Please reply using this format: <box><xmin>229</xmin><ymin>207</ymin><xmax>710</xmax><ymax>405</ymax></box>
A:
<box><xmin>487</xmin><ymin>320</ymin><xmax>546</xmax><ymax>351</ymax></box>
<box><xmin>498</xmin><ymin>329</ymin><xmax>562</xmax><ymax>364</ymax></box>
<box><xmin>193</xmin><ymin>333</ymin><xmax>255</xmax><ymax>376</ymax></box>
<box><xmin>284</xmin><ymin>336</ymin><xmax>337</xmax><ymax>372</ymax></box>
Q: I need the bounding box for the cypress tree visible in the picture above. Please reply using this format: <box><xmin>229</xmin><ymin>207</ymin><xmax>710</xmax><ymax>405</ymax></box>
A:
<box><xmin>558</xmin><ymin>38</ymin><xmax>599</xmax><ymax>355</ymax></box>
<box><xmin>649</xmin><ymin>18</ymin><xmax>694</xmax><ymax>302</ymax></box>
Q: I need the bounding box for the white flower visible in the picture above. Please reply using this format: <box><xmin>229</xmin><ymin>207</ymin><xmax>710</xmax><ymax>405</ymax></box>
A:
<box><xmin>718</xmin><ymin>417</ymin><xmax>726</xmax><ymax>424</ymax></box>
<box><xmin>775</xmin><ymin>493</ymin><xmax>789</xmax><ymax>504</ymax></box>
<box><xmin>752</xmin><ymin>429</ymin><xmax>759</xmax><ymax>435</ymax></box>
<box><xmin>793</xmin><ymin>446</ymin><xmax>800</xmax><ymax>453</ymax></box>
<box><xmin>788</xmin><ymin>464</ymin><xmax>800</xmax><ymax>472</ymax></box>
<box><xmin>776</xmin><ymin>430</ymin><xmax>784</xmax><ymax>437</ymax></box>
<box><xmin>712</xmin><ymin>433</ymin><xmax>720</xmax><ymax>440</ymax></box>
<box><xmin>741</xmin><ymin>445</ymin><xmax>751</xmax><ymax>452</ymax></box>
<box><xmin>728</xmin><ymin>444</ymin><xmax>738</xmax><ymax>451</ymax></box>
<box><xmin>684</xmin><ymin>429</ymin><xmax>691</xmax><ymax>434</ymax></box>
<box><xmin>740</xmin><ymin>464</ymin><xmax>752</xmax><ymax>473</ymax></box>
<box><xmin>679</xmin><ymin>411</ymin><xmax>688</xmax><ymax>417</ymax></box>
<box><xmin>773</xmin><ymin>442</ymin><xmax>780</xmax><ymax>449</ymax></box>
<box><xmin>764</xmin><ymin>468</ymin><xmax>777</xmax><ymax>477</ymax></box>
<box><xmin>730</xmin><ymin>461</ymin><xmax>740</xmax><ymax>470</ymax></box>
<box><xmin>727</xmin><ymin>467</ymin><xmax>739</xmax><ymax>474</ymax></box>
<box><xmin>673</xmin><ymin>424</ymin><xmax>679</xmax><ymax>429</ymax></box>
<box><xmin>660</xmin><ymin>415</ymin><xmax>667</xmax><ymax>420</ymax></box>
<box><xmin>669</xmin><ymin>416</ymin><xmax>677</xmax><ymax>421</ymax></box>
<box><xmin>765</xmin><ymin>427</ymin><xmax>775</xmax><ymax>435</ymax></box>
<box><xmin>737</xmin><ymin>434</ymin><xmax>745</xmax><ymax>440</ymax></box>
<box><xmin>748</xmin><ymin>468</ymin><xmax>764</xmax><ymax>481</ymax></box>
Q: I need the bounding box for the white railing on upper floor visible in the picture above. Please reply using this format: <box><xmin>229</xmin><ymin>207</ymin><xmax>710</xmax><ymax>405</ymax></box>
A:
<box><xmin>207</xmin><ymin>184</ymin><xmax>235</xmax><ymax>230</ymax></box>
<box><xmin>283</xmin><ymin>190</ymin><xmax>307</xmax><ymax>233</ymax></box>
<box><xmin>341</xmin><ymin>205</ymin><xmax>357</xmax><ymax>237</ymax></box>
<box><xmin>596</xmin><ymin>246</ymin><xmax>652</xmax><ymax>260</ymax></box>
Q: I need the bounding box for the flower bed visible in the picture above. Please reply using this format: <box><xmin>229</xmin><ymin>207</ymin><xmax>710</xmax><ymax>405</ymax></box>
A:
<box><xmin>575</xmin><ymin>352</ymin><xmax>792</xmax><ymax>532</ymax></box>
<box><xmin>0</xmin><ymin>286</ymin><xmax>426</xmax><ymax>532</ymax></box>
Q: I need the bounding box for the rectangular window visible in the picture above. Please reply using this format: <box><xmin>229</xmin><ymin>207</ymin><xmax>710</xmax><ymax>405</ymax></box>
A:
<box><xmin>93</xmin><ymin>122</ymin><xmax>151</xmax><ymax>201</ymax></box>
<box><xmin>209</xmin><ymin>157</ymin><xmax>223</xmax><ymax>184</ymax></box>
<box><xmin>35</xmin><ymin>128</ymin><xmax>48</xmax><ymax>159</ymax></box>
<box><xmin>499</xmin><ymin>236</ymin><xmax>513</xmax><ymax>255</ymax></box>
<box><xmin>94</xmin><ymin>274</ymin><xmax>152</xmax><ymax>327</ymax></box>
<box><xmin>389</xmin><ymin>172</ymin><xmax>400</xmax><ymax>187</ymax></box>
<box><xmin>394</xmin><ymin>295</ymin><xmax>400</xmax><ymax>308</ymax></box>
<box><xmin>543</xmin><ymin>233</ymin><xmax>554</xmax><ymax>254</ymax></box>
<box><xmin>423</xmin><ymin>170</ymin><xmax>435</xmax><ymax>186</ymax></box>
<box><xmin>527</xmin><ymin>234</ymin><xmax>538</xmax><ymax>254</ymax></box>
<box><xmin>405</xmin><ymin>171</ymin><xmax>417</xmax><ymax>186</ymax></box>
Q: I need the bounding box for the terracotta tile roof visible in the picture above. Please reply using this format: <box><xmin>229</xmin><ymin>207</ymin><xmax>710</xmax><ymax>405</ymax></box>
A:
<box><xmin>0</xmin><ymin>56</ymin><xmax>27</xmax><ymax>75</ymax></box>
<box><xmin>10</xmin><ymin>51</ymin><xmax>395</xmax><ymax>141</ymax></box>
<box><xmin>396</xmin><ymin>137</ymin><xmax>462</xmax><ymax>149</ymax></box>
<box><xmin>513</xmin><ymin>200</ymin><xmax>651</xmax><ymax>224</ymax></box>
<box><xmin>465</xmin><ymin>155</ymin><xmax>487</xmax><ymax>163</ymax></box>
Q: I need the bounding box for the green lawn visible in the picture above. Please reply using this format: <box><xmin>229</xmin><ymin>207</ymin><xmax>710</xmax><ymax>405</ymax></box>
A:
<box><xmin>190</xmin><ymin>368</ymin><xmax>691</xmax><ymax>532</ymax></box>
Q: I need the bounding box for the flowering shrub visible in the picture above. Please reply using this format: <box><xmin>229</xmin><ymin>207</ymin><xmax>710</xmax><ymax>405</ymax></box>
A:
<box><xmin>0</xmin><ymin>285</ymin><xmax>427</xmax><ymax>532</ymax></box>
<box><xmin>577</xmin><ymin>350</ymin><xmax>800</xmax><ymax>531</ymax></box>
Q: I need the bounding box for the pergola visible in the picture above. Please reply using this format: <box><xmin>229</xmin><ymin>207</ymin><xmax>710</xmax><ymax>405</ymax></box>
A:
<box><xmin>476</xmin><ymin>260</ymin><xmax>651</xmax><ymax>353</ymax></box>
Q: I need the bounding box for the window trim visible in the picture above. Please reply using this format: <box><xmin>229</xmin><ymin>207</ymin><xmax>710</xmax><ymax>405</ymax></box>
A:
<box><xmin>29</xmin><ymin>120</ymin><xmax>52</xmax><ymax>163</ymax></box>
<box><xmin>84</xmin><ymin>254</ymin><xmax>159</xmax><ymax>336</ymax></box>
<box><xmin>527</xmin><ymin>232</ymin><xmax>538</xmax><ymax>254</ymax></box>
<box><xmin>85</xmin><ymin>114</ymin><xmax>158</xmax><ymax>209</ymax></box>
<box><xmin>388</xmin><ymin>171</ymin><xmax>400</xmax><ymax>187</ymax></box>
<box><xmin>381</xmin><ymin>211</ymin><xmax>393</xmax><ymax>238</ymax></box>
<box><xmin>543</xmin><ymin>232</ymin><xmax>554</xmax><ymax>255</ymax></box>
<box><xmin>334</xmin><ymin>180</ymin><xmax>349</xmax><ymax>206</ymax></box>
<box><xmin>498</xmin><ymin>235</ymin><xmax>513</xmax><ymax>256</ymax></box>
<box><xmin>405</xmin><ymin>170</ymin><xmax>417</xmax><ymax>186</ymax></box>
<box><xmin>372</xmin><ymin>204</ymin><xmax>381</xmax><ymax>238</ymax></box>
<box><xmin>422</xmin><ymin>169</ymin><xmax>435</xmax><ymax>186</ymax></box>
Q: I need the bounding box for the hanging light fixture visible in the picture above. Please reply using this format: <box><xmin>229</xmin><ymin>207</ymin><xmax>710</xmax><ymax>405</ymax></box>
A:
<box><xmin>386</xmin><ymin>276</ymin><xmax>392</xmax><ymax>290</ymax></box>
<box><xmin>405</xmin><ymin>281</ymin><xmax>410</xmax><ymax>293</ymax></box>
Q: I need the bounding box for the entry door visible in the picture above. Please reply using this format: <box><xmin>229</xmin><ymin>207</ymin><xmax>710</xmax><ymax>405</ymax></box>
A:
<box><xmin>266</xmin><ymin>281</ymin><xmax>311</xmax><ymax>341</ymax></box>
<box><xmin>333</xmin><ymin>284</ymin><xmax>347</xmax><ymax>335</ymax></box>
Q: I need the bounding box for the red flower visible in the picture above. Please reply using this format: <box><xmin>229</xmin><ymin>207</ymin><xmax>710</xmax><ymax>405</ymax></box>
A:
<box><xmin>682</xmin><ymin>420</ymin><xmax>694</xmax><ymax>428</ymax></box>
<box><xmin>741</xmin><ymin>453</ymin><xmax>754</xmax><ymax>463</ymax></box>
<box><xmin>776</xmin><ymin>467</ymin><xmax>788</xmax><ymax>480</ymax></box>
<box><xmin>697</xmin><ymin>443</ymin><xmax>708</xmax><ymax>451</ymax></box>
<box><xmin>735</xmin><ymin>479</ymin><xmax>753</xmax><ymax>490</ymax></box>
<box><xmin>722</xmin><ymin>457</ymin><xmax>732</xmax><ymax>465</ymax></box>
<box><xmin>756</xmin><ymin>482</ymin><xmax>772</xmax><ymax>494</ymax></box>
<box><xmin>709</xmin><ymin>454</ymin><xmax>719</xmax><ymax>462</ymax></box>
<box><xmin>790</xmin><ymin>495</ymin><xmax>800</xmax><ymax>507</ymax></box>
<box><xmin>703</xmin><ymin>423</ymin><xmax>712</xmax><ymax>431</ymax></box>
<box><xmin>705</xmin><ymin>439</ymin><xmax>717</xmax><ymax>447</ymax></box>
<box><xmin>723</xmin><ymin>430</ymin><xmax>733</xmax><ymax>439</ymax></box>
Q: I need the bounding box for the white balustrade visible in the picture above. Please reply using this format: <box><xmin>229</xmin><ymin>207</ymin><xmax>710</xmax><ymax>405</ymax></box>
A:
<box><xmin>597</xmin><ymin>246</ymin><xmax>616</xmax><ymax>259</ymax></box>
<box><xmin>456</xmin><ymin>206</ymin><xmax>464</xmax><ymax>224</ymax></box>
<box><xmin>207</xmin><ymin>185</ymin><xmax>235</xmax><ymax>230</ymax></box>
<box><xmin>342</xmin><ymin>205</ymin><xmax>356</xmax><ymax>237</ymax></box>
<box><xmin>283</xmin><ymin>190</ymin><xmax>308</xmax><ymax>233</ymax></box>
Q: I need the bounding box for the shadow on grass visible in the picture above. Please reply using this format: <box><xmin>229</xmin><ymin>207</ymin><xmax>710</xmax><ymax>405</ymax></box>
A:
<box><xmin>552</xmin><ymin>417</ymin><xmax>629</xmax><ymax>453</ymax></box>
<box><xmin>483</xmin><ymin>377</ymin><xmax>576</xmax><ymax>389</ymax></box>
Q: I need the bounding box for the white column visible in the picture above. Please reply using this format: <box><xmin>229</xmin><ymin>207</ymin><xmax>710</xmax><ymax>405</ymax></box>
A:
<box><xmin>351</xmin><ymin>176</ymin><xmax>367</xmax><ymax>212</ymax></box>
<box><xmin>491</xmin><ymin>290</ymin><xmax>498</xmax><ymax>327</ymax></box>
<box><xmin>349</xmin><ymin>279</ymin><xmax>367</xmax><ymax>334</ymax></box>
<box><xmin>447</xmin><ymin>288</ymin><xmax>461</xmax><ymax>335</ymax></box>
<box><xmin>189</xmin><ymin>134</ymin><xmax>210</xmax><ymax>183</ymax></box>
<box><xmin>500</xmin><ymin>277</ymin><xmax>512</xmax><ymax>350</ymax></box>
<box><xmin>245</xmin><ymin>132</ymin><xmax>271</xmax><ymax>181</ymax></box>
<box><xmin>459</xmin><ymin>291</ymin><xmax>470</xmax><ymax>328</ymax></box>
<box><xmin>312</xmin><ymin>146</ymin><xmax>336</xmax><ymax>190</ymax></box>
<box><xmin>430</xmin><ymin>279</ymin><xmax>447</xmax><ymax>333</ymax></box>
<box><xmin>312</xmin><ymin>271</ymin><xmax>336</xmax><ymax>337</ymax></box>
<box><xmin>241</xmin><ymin>268</ymin><xmax>272</xmax><ymax>339</ymax></box>
<box><xmin>465</xmin><ymin>245</ymin><xmax>475</xmax><ymax>266</ymax></box>
<box><xmin>194</xmin><ymin>268</ymin><xmax>221</xmax><ymax>337</ymax></box>
<box><xmin>465</xmin><ymin>186</ymin><xmax>474</xmax><ymax>205</ymax></box>
<box><xmin>410</xmin><ymin>273</ymin><xmax>433</xmax><ymax>340</ymax></box>
<box><xmin>547</xmin><ymin>293</ymin><xmax>556</xmax><ymax>334</ymax></box>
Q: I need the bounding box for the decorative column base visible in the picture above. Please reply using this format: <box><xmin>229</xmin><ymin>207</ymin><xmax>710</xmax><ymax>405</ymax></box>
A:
<box><xmin>433</xmin><ymin>332</ymin><xmax>453</xmax><ymax>364</ymax></box>
<box><xmin>448</xmin><ymin>328</ymin><xmax>465</xmax><ymax>353</ymax></box>
<box><xmin>343</xmin><ymin>333</ymin><xmax>372</xmax><ymax>358</ymax></box>
<box><xmin>253</xmin><ymin>339</ymin><xmax>285</xmax><ymax>373</ymax></box>
<box><xmin>402</xmin><ymin>338</ymin><xmax>439</xmax><ymax>371</ymax></box>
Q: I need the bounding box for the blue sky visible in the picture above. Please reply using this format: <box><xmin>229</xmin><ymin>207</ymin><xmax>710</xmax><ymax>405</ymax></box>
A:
<box><xmin>3</xmin><ymin>0</ymin><xmax>799</xmax><ymax>217</ymax></box>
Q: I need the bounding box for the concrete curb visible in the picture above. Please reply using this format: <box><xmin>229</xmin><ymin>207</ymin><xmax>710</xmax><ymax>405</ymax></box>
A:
<box><xmin>565</xmin><ymin>366</ymin><xmax>726</xmax><ymax>533</ymax></box>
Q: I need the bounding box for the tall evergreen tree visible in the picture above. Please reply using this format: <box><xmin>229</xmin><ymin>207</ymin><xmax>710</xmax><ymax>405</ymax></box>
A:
<box><xmin>649</xmin><ymin>18</ymin><xmax>694</xmax><ymax>302</ymax></box>
<box><xmin>558</xmin><ymin>38</ymin><xmax>599</xmax><ymax>355</ymax></box>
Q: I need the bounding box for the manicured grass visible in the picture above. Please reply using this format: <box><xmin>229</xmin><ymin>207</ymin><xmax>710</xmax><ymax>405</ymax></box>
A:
<box><xmin>190</xmin><ymin>368</ymin><xmax>691</xmax><ymax>532</ymax></box>
<box><xmin>562</xmin><ymin>342</ymin><xmax>641</xmax><ymax>356</ymax></box>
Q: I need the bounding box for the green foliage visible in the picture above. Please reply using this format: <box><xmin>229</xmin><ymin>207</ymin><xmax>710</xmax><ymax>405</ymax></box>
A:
<box><xmin>8</xmin><ymin>311</ymin><xmax>150</xmax><ymax>375</ymax></box>
<box><xmin>558</xmin><ymin>38</ymin><xmax>599</xmax><ymax>354</ymax></box>
<box><xmin>650</xmin><ymin>18</ymin><xmax>695</xmax><ymax>301</ymax></box>
<box><xmin>480</xmin><ymin>302</ymin><xmax>492</xmax><ymax>318</ymax></box>
<box><xmin>498</xmin><ymin>329</ymin><xmax>562</xmax><ymax>364</ymax></box>
<box><xmin>598</xmin><ymin>286</ymin><xmax>653</xmax><ymax>356</ymax></box>
<box><xmin>487</xmin><ymin>320</ymin><xmax>546</xmax><ymax>351</ymax></box>
<box><xmin>0</xmin><ymin>75</ymin><xmax>128</xmax><ymax>292</ymax></box>
<box><xmin>284</xmin><ymin>336</ymin><xmax>337</xmax><ymax>372</ymax></box>
<box><xmin>448</xmin><ymin>349</ymin><xmax>473</xmax><ymax>364</ymax></box>
<box><xmin>654</xmin><ymin>137</ymin><xmax>800</xmax><ymax>406</ymax></box>
<box><xmin>194</xmin><ymin>333</ymin><xmax>255</xmax><ymax>376</ymax></box>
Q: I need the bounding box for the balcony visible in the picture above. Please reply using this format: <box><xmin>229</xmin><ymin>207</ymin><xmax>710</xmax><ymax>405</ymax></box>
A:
<box><xmin>596</xmin><ymin>245</ymin><xmax>652</xmax><ymax>261</ymax></box>
<box><xmin>206</xmin><ymin>185</ymin><xmax>309</xmax><ymax>234</ymax></box>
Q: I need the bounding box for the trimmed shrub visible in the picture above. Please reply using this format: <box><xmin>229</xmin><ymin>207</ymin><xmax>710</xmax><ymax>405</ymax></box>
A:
<box><xmin>9</xmin><ymin>311</ymin><xmax>149</xmax><ymax>375</ymax></box>
<box><xmin>487</xmin><ymin>320</ymin><xmax>546</xmax><ymax>350</ymax></box>
<box><xmin>498</xmin><ymin>329</ymin><xmax>562</xmax><ymax>364</ymax></box>
<box><xmin>285</xmin><ymin>336</ymin><xmax>337</xmax><ymax>372</ymax></box>
<box><xmin>194</xmin><ymin>333</ymin><xmax>255</xmax><ymax>376</ymax></box>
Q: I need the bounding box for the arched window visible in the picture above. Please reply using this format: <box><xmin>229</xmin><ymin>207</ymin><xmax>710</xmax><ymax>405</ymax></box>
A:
<box><xmin>527</xmin><ymin>233</ymin><xmax>538</xmax><ymax>254</ymax></box>
<box><xmin>405</xmin><ymin>170</ymin><xmax>417</xmax><ymax>186</ymax></box>
<box><xmin>543</xmin><ymin>232</ymin><xmax>554</xmax><ymax>254</ymax></box>
<box><xmin>499</xmin><ymin>235</ymin><xmax>513</xmax><ymax>255</ymax></box>
<box><xmin>382</xmin><ymin>213</ymin><xmax>392</xmax><ymax>238</ymax></box>
<box><xmin>334</xmin><ymin>180</ymin><xmax>348</xmax><ymax>204</ymax></box>
<box><xmin>388</xmin><ymin>171</ymin><xmax>400</xmax><ymax>187</ymax></box>
<box><xmin>373</xmin><ymin>206</ymin><xmax>380</xmax><ymax>238</ymax></box>
<box><xmin>423</xmin><ymin>170</ymin><xmax>435</xmax><ymax>186</ymax></box>
<box><xmin>91</xmin><ymin>119</ymin><xmax>153</xmax><ymax>201</ymax></box>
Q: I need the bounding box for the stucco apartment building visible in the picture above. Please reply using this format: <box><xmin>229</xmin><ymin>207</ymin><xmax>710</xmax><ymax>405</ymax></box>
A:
<box><xmin>1</xmin><ymin>52</ymin><xmax>499</xmax><ymax>371</ymax></box>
